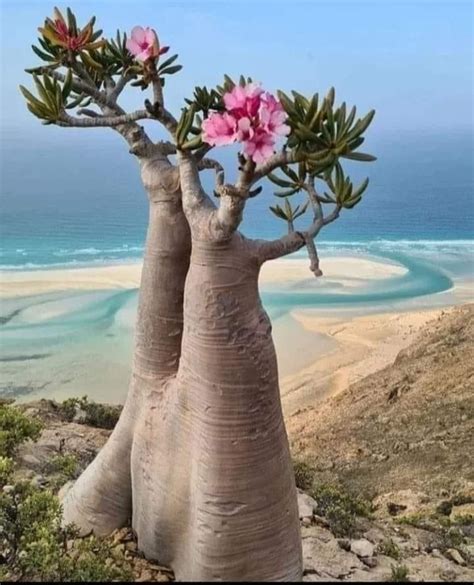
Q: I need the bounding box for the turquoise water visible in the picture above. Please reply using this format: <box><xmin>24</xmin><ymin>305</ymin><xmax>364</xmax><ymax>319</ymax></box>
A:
<box><xmin>0</xmin><ymin>129</ymin><xmax>473</xmax><ymax>401</ymax></box>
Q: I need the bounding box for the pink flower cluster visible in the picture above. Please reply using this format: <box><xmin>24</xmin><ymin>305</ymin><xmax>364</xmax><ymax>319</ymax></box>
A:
<box><xmin>127</xmin><ymin>26</ymin><xmax>169</xmax><ymax>62</ymax></box>
<box><xmin>201</xmin><ymin>83</ymin><xmax>290</xmax><ymax>164</ymax></box>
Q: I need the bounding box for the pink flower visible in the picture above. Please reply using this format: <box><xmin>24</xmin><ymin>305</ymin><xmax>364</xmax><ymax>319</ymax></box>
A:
<box><xmin>260</xmin><ymin>93</ymin><xmax>290</xmax><ymax>136</ymax></box>
<box><xmin>223</xmin><ymin>83</ymin><xmax>264</xmax><ymax>119</ymax></box>
<box><xmin>235</xmin><ymin>117</ymin><xmax>254</xmax><ymax>142</ymax></box>
<box><xmin>126</xmin><ymin>26</ymin><xmax>167</xmax><ymax>62</ymax></box>
<box><xmin>243</xmin><ymin>129</ymin><xmax>276</xmax><ymax>164</ymax></box>
<box><xmin>199</xmin><ymin>82</ymin><xmax>289</xmax><ymax>164</ymax></box>
<box><xmin>201</xmin><ymin>112</ymin><xmax>237</xmax><ymax>146</ymax></box>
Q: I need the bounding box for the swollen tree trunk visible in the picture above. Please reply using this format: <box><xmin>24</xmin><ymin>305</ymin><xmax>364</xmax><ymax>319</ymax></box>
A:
<box><xmin>62</xmin><ymin>156</ymin><xmax>191</xmax><ymax>533</ymax></box>
<box><xmin>63</xmin><ymin>154</ymin><xmax>302</xmax><ymax>581</ymax></box>
<box><xmin>131</xmin><ymin>233</ymin><xmax>302</xmax><ymax>581</ymax></box>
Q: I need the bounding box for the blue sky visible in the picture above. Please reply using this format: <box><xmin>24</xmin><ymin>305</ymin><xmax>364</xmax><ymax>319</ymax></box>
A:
<box><xmin>1</xmin><ymin>0</ymin><xmax>472</xmax><ymax>140</ymax></box>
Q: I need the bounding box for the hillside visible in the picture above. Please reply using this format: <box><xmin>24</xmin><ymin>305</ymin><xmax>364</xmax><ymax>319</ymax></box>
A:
<box><xmin>288</xmin><ymin>304</ymin><xmax>474</xmax><ymax>500</ymax></box>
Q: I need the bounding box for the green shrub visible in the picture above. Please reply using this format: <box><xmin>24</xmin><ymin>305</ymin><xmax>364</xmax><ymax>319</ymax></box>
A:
<box><xmin>0</xmin><ymin>403</ymin><xmax>43</xmax><ymax>457</ymax></box>
<box><xmin>390</xmin><ymin>564</ymin><xmax>410</xmax><ymax>582</ymax></box>
<box><xmin>311</xmin><ymin>482</ymin><xmax>372</xmax><ymax>518</ymax></box>
<box><xmin>378</xmin><ymin>538</ymin><xmax>401</xmax><ymax>560</ymax></box>
<box><xmin>0</xmin><ymin>481</ymin><xmax>132</xmax><ymax>581</ymax></box>
<box><xmin>293</xmin><ymin>459</ymin><xmax>315</xmax><ymax>491</ymax></box>
<box><xmin>59</xmin><ymin>396</ymin><xmax>120</xmax><ymax>430</ymax></box>
<box><xmin>0</xmin><ymin>455</ymin><xmax>15</xmax><ymax>485</ymax></box>
<box><xmin>45</xmin><ymin>453</ymin><xmax>80</xmax><ymax>491</ymax></box>
<box><xmin>325</xmin><ymin>504</ymin><xmax>357</xmax><ymax>537</ymax></box>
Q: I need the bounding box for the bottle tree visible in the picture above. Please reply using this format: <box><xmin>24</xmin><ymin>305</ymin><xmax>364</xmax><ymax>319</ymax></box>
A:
<box><xmin>21</xmin><ymin>8</ymin><xmax>376</xmax><ymax>581</ymax></box>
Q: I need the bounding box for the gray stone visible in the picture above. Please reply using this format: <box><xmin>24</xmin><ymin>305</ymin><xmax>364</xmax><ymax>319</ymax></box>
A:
<box><xmin>303</xmin><ymin>535</ymin><xmax>364</xmax><ymax>579</ymax></box>
<box><xmin>445</xmin><ymin>548</ymin><xmax>466</xmax><ymax>566</ymax></box>
<box><xmin>298</xmin><ymin>490</ymin><xmax>317</xmax><ymax>520</ymax></box>
<box><xmin>350</xmin><ymin>538</ymin><xmax>375</xmax><ymax>558</ymax></box>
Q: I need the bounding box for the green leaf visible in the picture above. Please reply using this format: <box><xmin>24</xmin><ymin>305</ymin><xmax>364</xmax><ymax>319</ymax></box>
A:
<box><xmin>19</xmin><ymin>85</ymin><xmax>44</xmax><ymax>109</ymax></box>
<box><xmin>62</xmin><ymin>69</ymin><xmax>73</xmax><ymax>100</ymax></box>
<box><xmin>294</xmin><ymin>200</ymin><xmax>309</xmax><ymax>219</ymax></box>
<box><xmin>158</xmin><ymin>54</ymin><xmax>178</xmax><ymax>71</ymax></box>
<box><xmin>249</xmin><ymin>186</ymin><xmax>262</xmax><ymax>198</ymax></box>
<box><xmin>31</xmin><ymin>44</ymin><xmax>55</xmax><ymax>62</ymax></box>
<box><xmin>159</xmin><ymin>64</ymin><xmax>182</xmax><ymax>76</ymax></box>
<box><xmin>277</xmin><ymin>90</ymin><xmax>297</xmax><ymax>116</ymax></box>
<box><xmin>341</xmin><ymin>152</ymin><xmax>377</xmax><ymax>162</ymax></box>
<box><xmin>346</xmin><ymin>110</ymin><xmax>376</xmax><ymax>142</ymax></box>
<box><xmin>267</xmin><ymin>173</ymin><xmax>294</xmax><ymax>189</ymax></box>
<box><xmin>351</xmin><ymin>177</ymin><xmax>369</xmax><ymax>199</ymax></box>
<box><xmin>343</xmin><ymin>194</ymin><xmax>362</xmax><ymax>209</ymax></box>
<box><xmin>274</xmin><ymin>186</ymin><xmax>301</xmax><ymax>198</ymax></box>
<box><xmin>270</xmin><ymin>205</ymin><xmax>288</xmax><ymax>220</ymax></box>
<box><xmin>281</xmin><ymin>165</ymin><xmax>299</xmax><ymax>183</ymax></box>
<box><xmin>66</xmin><ymin>7</ymin><xmax>78</xmax><ymax>36</ymax></box>
<box><xmin>181</xmin><ymin>135</ymin><xmax>203</xmax><ymax>151</ymax></box>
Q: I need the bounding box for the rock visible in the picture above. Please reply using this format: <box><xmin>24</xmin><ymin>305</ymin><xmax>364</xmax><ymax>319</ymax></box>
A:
<box><xmin>136</xmin><ymin>569</ymin><xmax>153</xmax><ymax>582</ymax></box>
<box><xmin>350</xmin><ymin>538</ymin><xmax>375</xmax><ymax>558</ymax></box>
<box><xmin>2</xmin><ymin>485</ymin><xmax>14</xmax><ymax>494</ymax></box>
<box><xmin>361</xmin><ymin>556</ymin><xmax>378</xmax><ymax>568</ymax></box>
<box><xmin>313</xmin><ymin>515</ymin><xmax>330</xmax><ymax>528</ymax></box>
<box><xmin>303</xmin><ymin>533</ymin><xmax>364</xmax><ymax>579</ymax></box>
<box><xmin>445</xmin><ymin>548</ymin><xmax>466</xmax><ymax>566</ymax></box>
<box><xmin>298</xmin><ymin>490</ymin><xmax>317</xmax><ymax>520</ymax></box>
<box><xmin>301</xmin><ymin>517</ymin><xmax>312</xmax><ymax>527</ymax></box>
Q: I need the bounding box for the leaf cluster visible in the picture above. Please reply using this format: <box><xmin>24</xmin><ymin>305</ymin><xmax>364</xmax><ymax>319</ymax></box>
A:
<box><xmin>35</xmin><ymin>7</ymin><xmax>104</xmax><ymax>64</ymax></box>
<box><xmin>279</xmin><ymin>87</ymin><xmax>376</xmax><ymax>170</ymax></box>
<box><xmin>270</xmin><ymin>198</ymin><xmax>309</xmax><ymax>224</ymax></box>
<box><xmin>19</xmin><ymin>71</ymin><xmax>76</xmax><ymax>124</ymax></box>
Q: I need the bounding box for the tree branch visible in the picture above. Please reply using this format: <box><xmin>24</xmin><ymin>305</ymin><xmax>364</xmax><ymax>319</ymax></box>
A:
<box><xmin>58</xmin><ymin>110</ymin><xmax>152</xmax><ymax>128</ymax></box>
<box><xmin>144</xmin><ymin>100</ymin><xmax>178</xmax><ymax>135</ymax></box>
<box><xmin>251</xmin><ymin>149</ymin><xmax>301</xmax><ymax>185</ymax></box>
<box><xmin>253</xmin><ymin>231</ymin><xmax>306</xmax><ymax>263</ymax></box>
<box><xmin>108</xmin><ymin>73</ymin><xmax>133</xmax><ymax>103</ymax></box>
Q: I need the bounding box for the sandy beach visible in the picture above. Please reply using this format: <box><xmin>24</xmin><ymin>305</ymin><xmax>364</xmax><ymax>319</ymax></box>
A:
<box><xmin>0</xmin><ymin>255</ymin><xmax>407</xmax><ymax>298</ymax></box>
<box><xmin>0</xmin><ymin>255</ymin><xmax>470</xmax><ymax>406</ymax></box>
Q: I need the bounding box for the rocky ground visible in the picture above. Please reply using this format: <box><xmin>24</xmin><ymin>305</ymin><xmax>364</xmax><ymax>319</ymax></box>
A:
<box><xmin>6</xmin><ymin>304</ymin><xmax>474</xmax><ymax>581</ymax></box>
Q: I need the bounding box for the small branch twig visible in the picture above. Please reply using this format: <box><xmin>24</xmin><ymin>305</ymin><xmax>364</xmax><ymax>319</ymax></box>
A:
<box><xmin>109</xmin><ymin>73</ymin><xmax>132</xmax><ymax>103</ymax></box>
<box><xmin>251</xmin><ymin>149</ymin><xmax>301</xmax><ymax>185</ymax></box>
<box><xmin>198</xmin><ymin>158</ymin><xmax>225</xmax><ymax>191</ymax></box>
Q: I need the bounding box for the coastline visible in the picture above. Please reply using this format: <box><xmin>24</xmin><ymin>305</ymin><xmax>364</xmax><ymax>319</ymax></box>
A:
<box><xmin>0</xmin><ymin>255</ymin><xmax>471</xmax><ymax>405</ymax></box>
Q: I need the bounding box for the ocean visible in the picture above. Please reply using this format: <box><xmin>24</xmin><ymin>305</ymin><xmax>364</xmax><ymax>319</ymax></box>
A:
<box><xmin>0</xmin><ymin>128</ymin><xmax>473</xmax><ymax>402</ymax></box>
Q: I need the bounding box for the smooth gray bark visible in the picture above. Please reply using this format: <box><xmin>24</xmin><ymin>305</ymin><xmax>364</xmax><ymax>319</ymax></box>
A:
<box><xmin>62</xmin><ymin>156</ymin><xmax>191</xmax><ymax>534</ymax></box>
<box><xmin>132</xmin><ymin>234</ymin><xmax>302</xmax><ymax>581</ymax></box>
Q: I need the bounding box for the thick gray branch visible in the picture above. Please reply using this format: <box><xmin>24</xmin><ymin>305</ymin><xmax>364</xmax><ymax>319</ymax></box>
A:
<box><xmin>253</xmin><ymin>231</ymin><xmax>306</xmax><ymax>263</ymax></box>
<box><xmin>58</xmin><ymin>110</ymin><xmax>152</xmax><ymax>128</ymax></box>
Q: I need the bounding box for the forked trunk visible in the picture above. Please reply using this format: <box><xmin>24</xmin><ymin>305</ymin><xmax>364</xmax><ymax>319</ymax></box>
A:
<box><xmin>132</xmin><ymin>233</ymin><xmax>302</xmax><ymax>581</ymax></box>
<box><xmin>62</xmin><ymin>159</ymin><xmax>302</xmax><ymax>581</ymax></box>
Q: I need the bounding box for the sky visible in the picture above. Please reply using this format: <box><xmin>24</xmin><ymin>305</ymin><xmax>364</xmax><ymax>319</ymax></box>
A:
<box><xmin>0</xmin><ymin>0</ymin><xmax>472</xmax><ymax>142</ymax></box>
